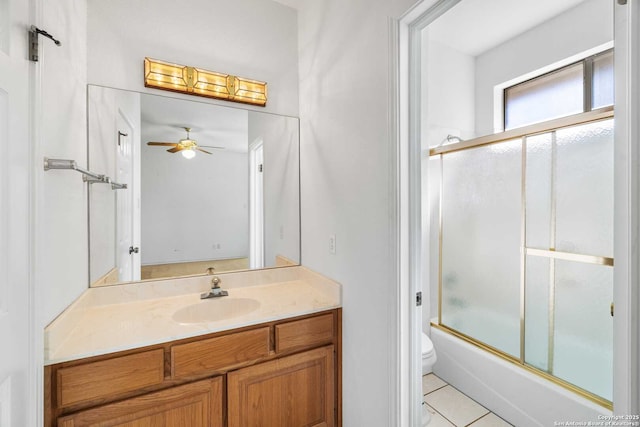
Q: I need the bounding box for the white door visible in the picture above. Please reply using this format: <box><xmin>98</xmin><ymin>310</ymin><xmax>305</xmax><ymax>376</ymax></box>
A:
<box><xmin>116</xmin><ymin>112</ymin><xmax>136</xmax><ymax>281</ymax></box>
<box><xmin>0</xmin><ymin>0</ymin><xmax>34</xmax><ymax>425</ymax></box>
<box><xmin>249</xmin><ymin>140</ymin><xmax>264</xmax><ymax>269</ymax></box>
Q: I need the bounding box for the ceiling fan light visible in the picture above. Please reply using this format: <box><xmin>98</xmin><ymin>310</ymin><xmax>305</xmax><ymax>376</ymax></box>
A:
<box><xmin>182</xmin><ymin>149</ymin><xmax>196</xmax><ymax>159</ymax></box>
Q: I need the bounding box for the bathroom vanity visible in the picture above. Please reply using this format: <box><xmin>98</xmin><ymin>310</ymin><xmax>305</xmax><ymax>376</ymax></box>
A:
<box><xmin>46</xmin><ymin>79</ymin><xmax>328</xmax><ymax>426</ymax></box>
<box><xmin>44</xmin><ymin>267</ymin><xmax>342</xmax><ymax>426</ymax></box>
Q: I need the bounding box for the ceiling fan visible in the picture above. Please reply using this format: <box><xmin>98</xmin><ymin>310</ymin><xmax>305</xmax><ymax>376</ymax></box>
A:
<box><xmin>147</xmin><ymin>127</ymin><xmax>223</xmax><ymax>159</ymax></box>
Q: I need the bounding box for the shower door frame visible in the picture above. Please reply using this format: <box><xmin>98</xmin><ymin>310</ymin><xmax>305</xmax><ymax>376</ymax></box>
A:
<box><xmin>430</xmin><ymin>106</ymin><xmax>615</xmax><ymax>408</ymax></box>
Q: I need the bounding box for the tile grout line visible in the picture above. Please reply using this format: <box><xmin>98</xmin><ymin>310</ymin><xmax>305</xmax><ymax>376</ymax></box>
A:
<box><xmin>423</xmin><ymin>401</ymin><xmax>458</xmax><ymax>427</ymax></box>
<box><xmin>424</xmin><ymin>384</ymin><xmax>476</xmax><ymax>427</ymax></box>
<box><xmin>423</xmin><ymin>375</ymin><xmax>513</xmax><ymax>427</ymax></box>
<box><xmin>423</xmin><ymin>377</ymin><xmax>456</xmax><ymax>425</ymax></box>
<box><xmin>443</xmin><ymin>383</ymin><xmax>491</xmax><ymax>427</ymax></box>
<box><xmin>423</xmin><ymin>382</ymin><xmax>455</xmax><ymax>425</ymax></box>
<box><xmin>423</xmin><ymin>373</ymin><xmax>449</xmax><ymax>395</ymax></box>
<box><xmin>465</xmin><ymin>411</ymin><xmax>492</xmax><ymax>426</ymax></box>
<box><xmin>423</xmin><ymin>383</ymin><xmax>448</xmax><ymax>396</ymax></box>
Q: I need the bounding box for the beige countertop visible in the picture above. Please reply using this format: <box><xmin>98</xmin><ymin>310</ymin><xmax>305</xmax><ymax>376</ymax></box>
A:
<box><xmin>45</xmin><ymin>266</ymin><xmax>341</xmax><ymax>365</ymax></box>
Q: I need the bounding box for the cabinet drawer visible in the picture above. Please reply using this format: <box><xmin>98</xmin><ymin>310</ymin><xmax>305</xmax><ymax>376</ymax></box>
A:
<box><xmin>57</xmin><ymin>349</ymin><xmax>164</xmax><ymax>408</ymax></box>
<box><xmin>275</xmin><ymin>313</ymin><xmax>334</xmax><ymax>353</ymax></box>
<box><xmin>57</xmin><ymin>377</ymin><xmax>223</xmax><ymax>427</ymax></box>
<box><xmin>171</xmin><ymin>327</ymin><xmax>270</xmax><ymax>379</ymax></box>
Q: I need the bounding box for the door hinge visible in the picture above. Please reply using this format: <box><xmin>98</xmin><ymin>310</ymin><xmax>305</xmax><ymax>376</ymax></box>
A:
<box><xmin>259</xmin><ymin>164</ymin><xmax>263</xmax><ymax>172</ymax></box>
<box><xmin>610</xmin><ymin>302</ymin><xmax>614</xmax><ymax>317</ymax></box>
<box><xmin>416</xmin><ymin>292</ymin><xmax>422</xmax><ymax>307</ymax></box>
<box><xmin>129</xmin><ymin>246</ymin><xmax>139</xmax><ymax>255</ymax></box>
<box><xmin>29</xmin><ymin>26</ymin><xmax>62</xmax><ymax>62</ymax></box>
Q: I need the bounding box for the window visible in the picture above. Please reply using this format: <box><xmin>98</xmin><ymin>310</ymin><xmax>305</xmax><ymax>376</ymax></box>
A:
<box><xmin>504</xmin><ymin>49</ymin><xmax>614</xmax><ymax>130</ymax></box>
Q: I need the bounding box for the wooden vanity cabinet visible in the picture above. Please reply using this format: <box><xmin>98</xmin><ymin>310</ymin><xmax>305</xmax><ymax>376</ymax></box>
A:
<box><xmin>45</xmin><ymin>309</ymin><xmax>341</xmax><ymax>427</ymax></box>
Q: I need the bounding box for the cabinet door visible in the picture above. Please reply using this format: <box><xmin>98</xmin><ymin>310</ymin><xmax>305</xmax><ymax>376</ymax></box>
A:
<box><xmin>227</xmin><ymin>346</ymin><xmax>335</xmax><ymax>427</ymax></box>
<box><xmin>57</xmin><ymin>377</ymin><xmax>223</xmax><ymax>427</ymax></box>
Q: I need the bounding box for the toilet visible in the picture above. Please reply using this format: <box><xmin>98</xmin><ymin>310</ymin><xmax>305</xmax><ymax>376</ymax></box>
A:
<box><xmin>422</xmin><ymin>332</ymin><xmax>437</xmax><ymax>375</ymax></box>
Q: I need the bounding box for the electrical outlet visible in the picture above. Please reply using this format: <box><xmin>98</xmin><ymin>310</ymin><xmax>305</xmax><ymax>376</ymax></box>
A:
<box><xmin>329</xmin><ymin>234</ymin><xmax>336</xmax><ymax>254</ymax></box>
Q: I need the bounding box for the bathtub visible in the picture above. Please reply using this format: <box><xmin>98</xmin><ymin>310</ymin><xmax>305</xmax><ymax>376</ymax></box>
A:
<box><xmin>431</xmin><ymin>325</ymin><xmax>612</xmax><ymax>426</ymax></box>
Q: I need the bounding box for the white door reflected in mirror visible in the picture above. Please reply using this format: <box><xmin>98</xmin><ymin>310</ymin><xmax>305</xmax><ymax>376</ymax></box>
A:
<box><xmin>116</xmin><ymin>114</ymin><xmax>139</xmax><ymax>282</ymax></box>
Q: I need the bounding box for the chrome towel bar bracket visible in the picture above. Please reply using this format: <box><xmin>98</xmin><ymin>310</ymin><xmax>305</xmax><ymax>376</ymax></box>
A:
<box><xmin>43</xmin><ymin>157</ymin><xmax>128</xmax><ymax>190</ymax></box>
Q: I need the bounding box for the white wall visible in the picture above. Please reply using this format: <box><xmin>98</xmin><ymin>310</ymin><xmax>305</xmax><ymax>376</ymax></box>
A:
<box><xmin>475</xmin><ymin>0</ymin><xmax>614</xmax><ymax>136</ymax></box>
<box><xmin>141</xmin><ymin>128</ymin><xmax>249</xmax><ymax>265</ymax></box>
<box><xmin>422</xmin><ymin>32</ymin><xmax>476</xmax><ymax>147</ymax></box>
<box><xmin>38</xmin><ymin>0</ymin><xmax>88</xmax><ymax>325</ymax></box>
<box><xmin>87</xmin><ymin>0</ymin><xmax>299</xmax><ymax>117</ymax></box>
<box><xmin>248</xmin><ymin>112</ymin><xmax>300</xmax><ymax>267</ymax></box>
<box><xmin>297</xmin><ymin>0</ymin><xmax>414</xmax><ymax>424</ymax></box>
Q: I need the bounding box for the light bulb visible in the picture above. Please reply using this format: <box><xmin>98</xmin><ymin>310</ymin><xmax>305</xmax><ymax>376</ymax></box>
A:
<box><xmin>182</xmin><ymin>149</ymin><xmax>196</xmax><ymax>159</ymax></box>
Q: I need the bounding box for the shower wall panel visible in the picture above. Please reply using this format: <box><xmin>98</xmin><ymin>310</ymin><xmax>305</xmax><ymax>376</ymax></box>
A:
<box><xmin>553</xmin><ymin>260</ymin><xmax>613</xmax><ymax>401</ymax></box>
<box><xmin>555</xmin><ymin>120</ymin><xmax>614</xmax><ymax>257</ymax></box>
<box><xmin>524</xmin><ymin>255</ymin><xmax>550</xmax><ymax>372</ymax></box>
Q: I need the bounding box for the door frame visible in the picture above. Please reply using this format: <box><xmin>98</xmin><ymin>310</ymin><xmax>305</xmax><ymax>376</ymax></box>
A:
<box><xmin>612</xmin><ymin>0</ymin><xmax>640</xmax><ymax>414</ymax></box>
<box><xmin>393</xmin><ymin>1</ymin><xmax>455</xmax><ymax>425</ymax></box>
<box><xmin>394</xmin><ymin>0</ymin><xmax>640</xmax><ymax>423</ymax></box>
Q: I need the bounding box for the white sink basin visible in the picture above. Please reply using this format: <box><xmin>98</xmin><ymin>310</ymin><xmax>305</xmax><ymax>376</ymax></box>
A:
<box><xmin>173</xmin><ymin>297</ymin><xmax>260</xmax><ymax>324</ymax></box>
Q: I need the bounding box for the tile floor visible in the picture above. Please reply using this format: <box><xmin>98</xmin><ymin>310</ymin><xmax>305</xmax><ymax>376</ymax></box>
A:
<box><xmin>422</xmin><ymin>373</ymin><xmax>513</xmax><ymax>427</ymax></box>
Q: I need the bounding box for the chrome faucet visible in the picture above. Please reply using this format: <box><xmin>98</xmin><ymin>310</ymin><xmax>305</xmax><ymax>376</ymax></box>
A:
<box><xmin>200</xmin><ymin>275</ymin><xmax>228</xmax><ymax>299</ymax></box>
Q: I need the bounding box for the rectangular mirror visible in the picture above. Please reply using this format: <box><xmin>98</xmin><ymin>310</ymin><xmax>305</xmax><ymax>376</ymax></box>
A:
<box><xmin>88</xmin><ymin>85</ymin><xmax>300</xmax><ymax>287</ymax></box>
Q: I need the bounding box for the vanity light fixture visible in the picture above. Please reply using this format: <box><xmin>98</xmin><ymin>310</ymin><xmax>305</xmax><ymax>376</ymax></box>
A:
<box><xmin>144</xmin><ymin>57</ymin><xmax>267</xmax><ymax>107</ymax></box>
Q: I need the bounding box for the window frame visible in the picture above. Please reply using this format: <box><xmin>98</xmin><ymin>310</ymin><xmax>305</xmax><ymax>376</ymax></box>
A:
<box><xmin>503</xmin><ymin>48</ymin><xmax>614</xmax><ymax>131</ymax></box>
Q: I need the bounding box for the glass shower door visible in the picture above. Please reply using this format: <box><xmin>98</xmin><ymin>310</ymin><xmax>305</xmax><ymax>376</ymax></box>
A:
<box><xmin>524</xmin><ymin>119</ymin><xmax>614</xmax><ymax>401</ymax></box>
<box><xmin>436</xmin><ymin>116</ymin><xmax>614</xmax><ymax>404</ymax></box>
<box><xmin>440</xmin><ymin>139</ymin><xmax>522</xmax><ymax>358</ymax></box>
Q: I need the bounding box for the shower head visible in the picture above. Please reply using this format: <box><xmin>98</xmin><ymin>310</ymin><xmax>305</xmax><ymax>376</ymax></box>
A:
<box><xmin>434</xmin><ymin>134</ymin><xmax>464</xmax><ymax>148</ymax></box>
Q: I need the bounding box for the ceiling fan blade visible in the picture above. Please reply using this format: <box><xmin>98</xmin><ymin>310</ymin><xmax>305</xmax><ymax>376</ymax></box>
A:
<box><xmin>196</xmin><ymin>148</ymin><xmax>212</xmax><ymax>155</ymax></box>
<box><xmin>167</xmin><ymin>147</ymin><xmax>185</xmax><ymax>153</ymax></box>
<box><xmin>147</xmin><ymin>142</ymin><xmax>178</xmax><ymax>146</ymax></box>
<box><xmin>198</xmin><ymin>145</ymin><xmax>225</xmax><ymax>150</ymax></box>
